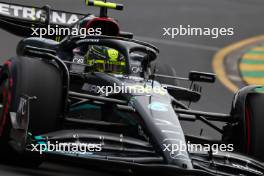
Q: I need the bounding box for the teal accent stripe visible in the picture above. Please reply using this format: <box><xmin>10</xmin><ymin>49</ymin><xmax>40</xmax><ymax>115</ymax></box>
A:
<box><xmin>35</xmin><ymin>136</ymin><xmax>43</xmax><ymax>140</ymax></box>
<box><xmin>70</xmin><ymin>104</ymin><xmax>100</xmax><ymax>111</ymax></box>
<box><xmin>241</xmin><ymin>71</ymin><xmax>264</xmax><ymax>77</ymax></box>
<box><xmin>241</xmin><ymin>59</ymin><xmax>264</xmax><ymax>64</ymax></box>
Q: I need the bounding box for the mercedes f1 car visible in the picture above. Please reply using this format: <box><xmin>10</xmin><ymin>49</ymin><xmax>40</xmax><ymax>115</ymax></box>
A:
<box><xmin>0</xmin><ymin>1</ymin><xmax>264</xmax><ymax>176</ymax></box>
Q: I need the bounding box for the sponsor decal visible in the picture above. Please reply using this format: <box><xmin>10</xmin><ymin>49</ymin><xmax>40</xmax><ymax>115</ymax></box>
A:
<box><xmin>82</xmin><ymin>83</ymin><xmax>101</xmax><ymax>94</ymax></box>
<box><xmin>0</xmin><ymin>3</ymin><xmax>83</xmax><ymax>25</ymax></box>
<box><xmin>73</xmin><ymin>55</ymin><xmax>85</xmax><ymax>64</ymax></box>
<box><xmin>155</xmin><ymin>118</ymin><xmax>180</xmax><ymax>128</ymax></box>
<box><xmin>131</xmin><ymin>66</ymin><xmax>143</xmax><ymax>73</ymax></box>
<box><xmin>18</xmin><ymin>97</ymin><xmax>27</xmax><ymax>116</ymax></box>
<box><xmin>148</xmin><ymin>102</ymin><xmax>168</xmax><ymax>112</ymax></box>
<box><xmin>84</xmin><ymin>39</ymin><xmax>100</xmax><ymax>43</ymax></box>
<box><xmin>232</xmin><ymin>163</ymin><xmax>263</xmax><ymax>175</ymax></box>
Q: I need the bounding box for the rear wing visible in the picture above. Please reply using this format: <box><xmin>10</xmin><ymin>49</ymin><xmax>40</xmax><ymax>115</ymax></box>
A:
<box><xmin>0</xmin><ymin>2</ymin><xmax>86</xmax><ymax>37</ymax></box>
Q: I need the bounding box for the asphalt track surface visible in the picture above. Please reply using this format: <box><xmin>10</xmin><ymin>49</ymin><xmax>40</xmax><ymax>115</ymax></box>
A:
<box><xmin>0</xmin><ymin>0</ymin><xmax>264</xmax><ymax>175</ymax></box>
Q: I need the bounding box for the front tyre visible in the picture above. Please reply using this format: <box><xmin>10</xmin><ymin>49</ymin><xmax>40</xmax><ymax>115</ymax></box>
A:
<box><xmin>227</xmin><ymin>85</ymin><xmax>264</xmax><ymax>161</ymax></box>
<box><xmin>0</xmin><ymin>56</ymin><xmax>64</xmax><ymax>167</ymax></box>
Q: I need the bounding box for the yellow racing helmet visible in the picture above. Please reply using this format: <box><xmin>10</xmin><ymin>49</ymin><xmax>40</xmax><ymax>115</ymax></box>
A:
<box><xmin>85</xmin><ymin>45</ymin><xmax>126</xmax><ymax>74</ymax></box>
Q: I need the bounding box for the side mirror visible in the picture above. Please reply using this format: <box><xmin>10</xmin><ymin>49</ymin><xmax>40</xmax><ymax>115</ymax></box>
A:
<box><xmin>189</xmin><ymin>71</ymin><xmax>216</xmax><ymax>83</ymax></box>
<box><xmin>164</xmin><ymin>85</ymin><xmax>201</xmax><ymax>102</ymax></box>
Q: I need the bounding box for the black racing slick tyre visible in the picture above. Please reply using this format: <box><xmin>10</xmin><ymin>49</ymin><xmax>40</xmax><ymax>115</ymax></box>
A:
<box><xmin>229</xmin><ymin>85</ymin><xmax>264</xmax><ymax>161</ymax></box>
<box><xmin>153</xmin><ymin>63</ymin><xmax>178</xmax><ymax>86</ymax></box>
<box><xmin>0</xmin><ymin>56</ymin><xmax>63</xmax><ymax>167</ymax></box>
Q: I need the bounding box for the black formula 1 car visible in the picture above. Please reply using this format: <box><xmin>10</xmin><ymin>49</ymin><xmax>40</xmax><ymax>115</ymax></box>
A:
<box><xmin>0</xmin><ymin>1</ymin><xmax>264</xmax><ymax>176</ymax></box>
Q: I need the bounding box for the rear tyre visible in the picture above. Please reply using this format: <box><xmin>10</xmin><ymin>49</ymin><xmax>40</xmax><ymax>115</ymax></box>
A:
<box><xmin>228</xmin><ymin>85</ymin><xmax>264</xmax><ymax>161</ymax></box>
<box><xmin>0</xmin><ymin>56</ymin><xmax>64</xmax><ymax>167</ymax></box>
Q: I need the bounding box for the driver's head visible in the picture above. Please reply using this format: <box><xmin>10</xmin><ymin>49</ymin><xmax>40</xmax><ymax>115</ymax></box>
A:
<box><xmin>85</xmin><ymin>45</ymin><xmax>126</xmax><ymax>74</ymax></box>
